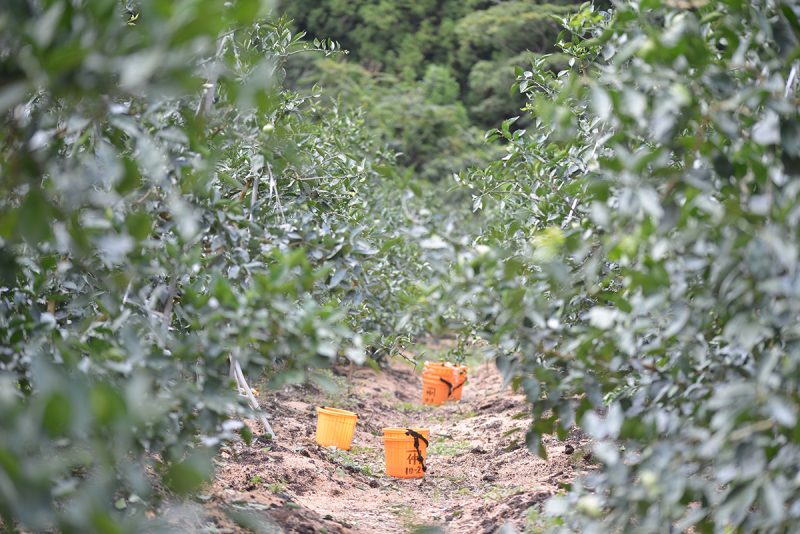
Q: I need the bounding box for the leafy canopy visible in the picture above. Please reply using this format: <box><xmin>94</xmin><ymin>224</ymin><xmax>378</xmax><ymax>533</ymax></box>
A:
<box><xmin>0</xmin><ymin>0</ymin><xmax>443</xmax><ymax>530</ymax></box>
<box><xmin>457</xmin><ymin>0</ymin><xmax>800</xmax><ymax>531</ymax></box>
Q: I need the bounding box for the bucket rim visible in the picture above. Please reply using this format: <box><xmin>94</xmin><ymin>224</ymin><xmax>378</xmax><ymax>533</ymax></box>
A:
<box><xmin>422</xmin><ymin>374</ymin><xmax>451</xmax><ymax>382</ymax></box>
<box><xmin>317</xmin><ymin>406</ymin><xmax>358</xmax><ymax>418</ymax></box>
<box><xmin>422</xmin><ymin>373</ymin><xmax>452</xmax><ymax>380</ymax></box>
<box><xmin>382</xmin><ymin>427</ymin><xmax>429</xmax><ymax>436</ymax></box>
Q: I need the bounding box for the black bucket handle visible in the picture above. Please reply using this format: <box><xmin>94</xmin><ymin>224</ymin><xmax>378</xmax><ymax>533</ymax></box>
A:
<box><xmin>405</xmin><ymin>428</ymin><xmax>429</xmax><ymax>473</ymax></box>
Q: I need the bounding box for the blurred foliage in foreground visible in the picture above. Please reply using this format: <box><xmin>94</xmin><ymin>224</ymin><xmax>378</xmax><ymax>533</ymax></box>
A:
<box><xmin>5</xmin><ymin>0</ymin><xmax>800</xmax><ymax>532</ymax></box>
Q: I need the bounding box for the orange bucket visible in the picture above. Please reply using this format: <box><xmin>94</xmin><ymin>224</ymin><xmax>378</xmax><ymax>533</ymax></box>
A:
<box><xmin>421</xmin><ymin>372</ymin><xmax>451</xmax><ymax>405</ymax></box>
<box><xmin>422</xmin><ymin>362</ymin><xmax>461</xmax><ymax>404</ymax></box>
<box><xmin>315</xmin><ymin>406</ymin><xmax>358</xmax><ymax>450</ymax></box>
<box><xmin>382</xmin><ymin>427</ymin><xmax>430</xmax><ymax>478</ymax></box>
<box><xmin>450</xmin><ymin>364</ymin><xmax>468</xmax><ymax>401</ymax></box>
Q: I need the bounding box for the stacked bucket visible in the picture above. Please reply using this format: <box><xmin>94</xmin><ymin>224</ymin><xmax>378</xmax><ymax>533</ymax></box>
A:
<box><xmin>421</xmin><ymin>361</ymin><xmax>468</xmax><ymax>406</ymax></box>
<box><xmin>314</xmin><ymin>361</ymin><xmax>467</xmax><ymax>479</ymax></box>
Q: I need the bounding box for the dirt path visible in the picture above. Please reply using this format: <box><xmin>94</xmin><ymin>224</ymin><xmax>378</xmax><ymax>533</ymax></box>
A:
<box><xmin>203</xmin><ymin>354</ymin><xmax>592</xmax><ymax>533</ymax></box>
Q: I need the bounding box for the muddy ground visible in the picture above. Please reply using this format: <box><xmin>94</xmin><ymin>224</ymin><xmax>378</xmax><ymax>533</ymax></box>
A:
<box><xmin>194</xmin><ymin>351</ymin><xmax>592</xmax><ymax>533</ymax></box>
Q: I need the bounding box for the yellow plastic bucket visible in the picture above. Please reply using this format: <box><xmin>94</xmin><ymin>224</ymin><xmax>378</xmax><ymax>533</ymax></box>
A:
<box><xmin>382</xmin><ymin>427</ymin><xmax>430</xmax><ymax>478</ymax></box>
<box><xmin>315</xmin><ymin>406</ymin><xmax>358</xmax><ymax>450</ymax></box>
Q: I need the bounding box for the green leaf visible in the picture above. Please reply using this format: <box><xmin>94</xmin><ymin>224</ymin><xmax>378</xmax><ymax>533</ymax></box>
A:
<box><xmin>90</xmin><ymin>511</ymin><xmax>125</xmax><ymax>534</ymax></box>
<box><xmin>213</xmin><ymin>277</ymin><xmax>238</xmax><ymax>308</ymax></box>
<box><xmin>239</xmin><ymin>425</ymin><xmax>253</xmax><ymax>446</ymax></box>
<box><xmin>781</xmin><ymin>2</ymin><xmax>800</xmax><ymax>38</ymax></box>
<box><xmin>125</xmin><ymin>212</ymin><xmax>153</xmax><ymax>241</ymax></box>
<box><xmin>164</xmin><ymin>451</ymin><xmax>214</xmax><ymax>495</ymax></box>
<box><xmin>19</xmin><ymin>190</ymin><xmax>52</xmax><ymax>243</ymax></box>
<box><xmin>42</xmin><ymin>392</ymin><xmax>72</xmax><ymax>437</ymax></box>
<box><xmin>90</xmin><ymin>384</ymin><xmax>126</xmax><ymax>427</ymax></box>
<box><xmin>525</xmin><ymin>427</ymin><xmax>547</xmax><ymax>459</ymax></box>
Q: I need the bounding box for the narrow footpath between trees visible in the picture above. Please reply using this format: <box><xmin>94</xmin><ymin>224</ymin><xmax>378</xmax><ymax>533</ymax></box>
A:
<box><xmin>182</xmin><ymin>343</ymin><xmax>592</xmax><ymax>533</ymax></box>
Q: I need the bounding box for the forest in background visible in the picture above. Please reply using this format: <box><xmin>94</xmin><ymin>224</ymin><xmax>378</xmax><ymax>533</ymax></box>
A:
<box><xmin>2</xmin><ymin>0</ymin><xmax>800</xmax><ymax>532</ymax></box>
<box><xmin>281</xmin><ymin>0</ymin><xmax>584</xmax><ymax>180</ymax></box>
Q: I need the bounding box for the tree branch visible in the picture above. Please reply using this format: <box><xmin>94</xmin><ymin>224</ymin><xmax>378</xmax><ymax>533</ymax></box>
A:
<box><xmin>230</xmin><ymin>355</ymin><xmax>275</xmax><ymax>438</ymax></box>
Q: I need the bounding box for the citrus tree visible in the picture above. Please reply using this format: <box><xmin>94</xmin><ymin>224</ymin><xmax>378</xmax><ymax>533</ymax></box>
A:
<box><xmin>459</xmin><ymin>0</ymin><xmax>800</xmax><ymax>530</ymax></box>
<box><xmin>0</xmin><ymin>1</ymin><xmax>437</xmax><ymax>531</ymax></box>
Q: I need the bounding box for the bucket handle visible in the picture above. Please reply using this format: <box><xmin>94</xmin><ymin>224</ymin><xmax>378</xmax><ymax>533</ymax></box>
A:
<box><xmin>439</xmin><ymin>377</ymin><xmax>454</xmax><ymax>397</ymax></box>
<box><xmin>405</xmin><ymin>428</ymin><xmax>429</xmax><ymax>473</ymax></box>
<box><xmin>451</xmin><ymin>379</ymin><xmax>466</xmax><ymax>393</ymax></box>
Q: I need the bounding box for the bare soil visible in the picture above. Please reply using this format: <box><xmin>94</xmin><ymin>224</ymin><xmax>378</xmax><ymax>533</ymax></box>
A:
<box><xmin>199</xmin><ymin>355</ymin><xmax>592</xmax><ymax>533</ymax></box>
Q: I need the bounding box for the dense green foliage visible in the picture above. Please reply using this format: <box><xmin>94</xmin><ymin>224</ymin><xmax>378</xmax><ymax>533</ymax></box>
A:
<box><xmin>281</xmin><ymin>0</ymin><xmax>583</xmax><ymax>180</ymax></box>
<box><xmin>459</xmin><ymin>0</ymin><xmax>800</xmax><ymax>531</ymax></box>
<box><xmin>281</xmin><ymin>0</ymin><xmax>574</xmax><ymax>83</ymax></box>
<box><xmin>4</xmin><ymin>0</ymin><xmax>800</xmax><ymax>532</ymax></box>
<box><xmin>282</xmin><ymin>0</ymin><xmax>471</xmax><ymax>79</ymax></box>
<box><xmin>0</xmin><ymin>1</ymin><xmax>448</xmax><ymax>530</ymax></box>
<box><xmin>302</xmin><ymin>60</ymin><xmax>500</xmax><ymax>181</ymax></box>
